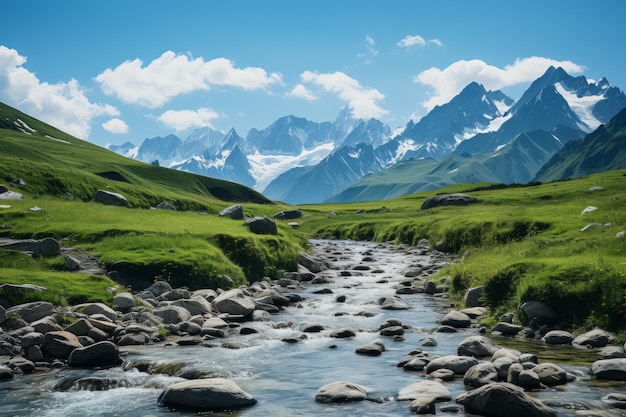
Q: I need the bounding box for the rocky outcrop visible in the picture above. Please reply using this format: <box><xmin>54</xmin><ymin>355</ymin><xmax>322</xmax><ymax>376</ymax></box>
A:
<box><xmin>91</xmin><ymin>190</ymin><xmax>129</xmax><ymax>207</ymax></box>
<box><xmin>219</xmin><ymin>204</ymin><xmax>245</xmax><ymax>220</ymax></box>
<box><xmin>245</xmin><ymin>216</ymin><xmax>277</xmax><ymax>235</ymax></box>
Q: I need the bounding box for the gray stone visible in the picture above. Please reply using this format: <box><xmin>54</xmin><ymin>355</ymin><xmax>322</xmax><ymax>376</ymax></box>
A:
<box><xmin>533</xmin><ymin>363</ymin><xmax>568</xmax><ymax>386</ymax></box>
<box><xmin>91</xmin><ymin>190</ymin><xmax>129</xmax><ymax>207</ymax></box>
<box><xmin>153</xmin><ymin>306</ymin><xmax>192</xmax><ymax>324</ymax></box>
<box><xmin>146</xmin><ymin>281</ymin><xmax>173</xmax><ymax>297</ymax></box>
<box><xmin>219</xmin><ymin>205</ymin><xmax>245</xmax><ymax>220</ymax></box>
<box><xmin>42</xmin><ymin>331</ymin><xmax>82</xmax><ymax>359</ymax></box>
<box><xmin>245</xmin><ymin>216</ymin><xmax>277</xmax><ymax>235</ymax></box>
<box><xmin>298</xmin><ymin>251</ymin><xmax>323</xmax><ymax>273</ymax></box>
<box><xmin>274</xmin><ymin>210</ymin><xmax>302</xmax><ymax>220</ymax></box>
<box><xmin>156</xmin><ymin>201</ymin><xmax>177</xmax><ymax>210</ymax></box>
<box><xmin>456</xmin><ymin>383</ymin><xmax>556</xmax><ymax>417</ymax></box>
<box><xmin>330</xmin><ymin>329</ymin><xmax>356</xmax><ymax>338</ymax></box>
<box><xmin>68</xmin><ymin>341</ymin><xmax>123</xmax><ymax>368</ymax></box>
<box><xmin>398</xmin><ymin>380</ymin><xmax>451</xmax><ymax>402</ymax></box>
<box><xmin>464</xmin><ymin>286</ymin><xmax>484</xmax><ymax>307</ymax></box>
<box><xmin>355</xmin><ymin>341</ymin><xmax>385</xmax><ymax>356</ymax></box>
<box><xmin>160</xmin><ymin>288</ymin><xmax>191</xmax><ymax>301</ymax></box>
<box><xmin>572</xmin><ymin>328</ymin><xmax>615</xmax><ymax>348</ymax></box>
<box><xmin>378</xmin><ymin>296</ymin><xmax>411</xmax><ymax>310</ymax></box>
<box><xmin>519</xmin><ymin>301</ymin><xmax>558</xmax><ymax>326</ymax></box>
<box><xmin>21</xmin><ymin>332</ymin><xmax>44</xmax><ymax>349</ymax></box>
<box><xmin>542</xmin><ymin>330</ymin><xmax>573</xmax><ymax>345</ymax></box>
<box><xmin>0</xmin><ymin>366</ymin><xmax>13</xmax><ymax>379</ymax></box>
<box><xmin>440</xmin><ymin>310</ymin><xmax>471</xmax><ymax>328</ymax></box>
<box><xmin>112</xmin><ymin>292</ymin><xmax>137</xmax><ymax>311</ymax></box>
<box><xmin>457</xmin><ymin>335</ymin><xmax>501</xmax><ymax>358</ymax></box>
<box><xmin>493</xmin><ymin>322</ymin><xmax>523</xmax><ymax>336</ymax></box>
<box><xmin>315</xmin><ymin>381</ymin><xmax>370</xmax><ymax>403</ymax></box>
<box><xmin>77</xmin><ymin>303</ymin><xmax>117</xmax><ymax>321</ymax></box>
<box><xmin>211</xmin><ymin>289</ymin><xmax>256</xmax><ymax>316</ymax></box>
<box><xmin>518</xmin><ymin>370</ymin><xmax>541</xmax><ymax>389</ymax></box>
<box><xmin>158</xmin><ymin>378</ymin><xmax>257</xmax><ymax>411</ymax></box>
<box><xmin>426</xmin><ymin>355</ymin><xmax>480</xmax><ymax>375</ymax></box>
<box><xmin>464</xmin><ymin>362</ymin><xmax>498</xmax><ymax>387</ymax></box>
<box><xmin>30</xmin><ymin>316</ymin><xmax>62</xmax><ymax>334</ymax></box>
<box><xmin>170</xmin><ymin>297</ymin><xmax>213</xmax><ymax>316</ymax></box>
<box><xmin>421</xmin><ymin>193</ymin><xmax>476</xmax><ymax>210</ymax></box>
<box><xmin>301</xmin><ymin>322</ymin><xmax>325</xmax><ymax>333</ymax></box>
<box><xmin>5</xmin><ymin>301</ymin><xmax>55</xmax><ymax>323</ymax></box>
<box><xmin>410</xmin><ymin>397</ymin><xmax>437</xmax><ymax>414</ymax></box>
<box><xmin>590</xmin><ymin>358</ymin><xmax>626</xmax><ymax>381</ymax></box>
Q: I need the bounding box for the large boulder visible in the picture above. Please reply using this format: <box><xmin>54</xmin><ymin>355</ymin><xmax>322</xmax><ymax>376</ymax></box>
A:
<box><xmin>0</xmin><ymin>238</ymin><xmax>60</xmax><ymax>257</ymax></box>
<box><xmin>533</xmin><ymin>363</ymin><xmax>568</xmax><ymax>386</ymax></box>
<box><xmin>91</xmin><ymin>190</ymin><xmax>129</xmax><ymax>207</ymax></box>
<box><xmin>298</xmin><ymin>251</ymin><xmax>323</xmax><ymax>273</ymax></box>
<box><xmin>421</xmin><ymin>193</ymin><xmax>476</xmax><ymax>210</ymax></box>
<box><xmin>112</xmin><ymin>292</ymin><xmax>137</xmax><ymax>311</ymax></box>
<box><xmin>456</xmin><ymin>383</ymin><xmax>556</xmax><ymax>417</ymax></box>
<box><xmin>170</xmin><ymin>297</ymin><xmax>213</xmax><ymax>316</ymax></box>
<box><xmin>153</xmin><ymin>306</ymin><xmax>192</xmax><ymax>324</ymax></box>
<box><xmin>439</xmin><ymin>310</ymin><xmax>471</xmax><ymax>328</ymax></box>
<box><xmin>157</xmin><ymin>378</ymin><xmax>257</xmax><ymax>411</ymax></box>
<box><xmin>42</xmin><ymin>331</ymin><xmax>82</xmax><ymax>359</ymax></box>
<box><xmin>76</xmin><ymin>303</ymin><xmax>117</xmax><ymax>321</ymax></box>
<box><xmin>211</xmin><ymin>289</ymin><xmax>256</xmax><ymax>316</ymax></box>
<box><xmin>573</xmin><ymin>328</ymin><xmax>615</xmax><ymax>348</ymax></box>
<box><xmin>273</xmin><ymin>210</ymin><xmax>302</xmax><ymax>220</ymax></box>
<box><xmin>68</xmin><ymin>341</ymin><xmax>123</xmax><ymax>368</ymax></box>
<box><xmin>590</xmin><ymin>358</ymin><xmax>626</xmax><ymax>381</ymax></box>
<box><xmin>5</xmin><ymin>301</ymin><xmax>55</xmax><ymax>323</ymax></box>
<box><xmin>355</xmin><ymin>341</ymin><xmax>386</xmax><ymax>356</ymax></box>
<box><xmin>457</xmin><ymin>335</ymin><xmax>501</xmax><ymax>358</ymax></box>
<box><xmin>464</xmin><ymin>286</ymin><xmax>484</xmax><ymax>307</ymax></box>
<box><xmin>146</xmin><ymin>281</ymin><xmax>173</xmax><ymax>297</ymax></box>
<box><xmin>219</xmin><ymin>205</ymin><xmax>245</xmax><ymax>220</ymax></box>
<box><xmin>378</xmin><ymin>296</ymin><xmax>411</xmax><ymax>310</ymax></box>
<box><xmin>398</xmin><ymin>380</ymin><xmax>451</xmax><ymax>402</ymax></box>
<box><xmin>464</xmin><ymin>362</ymin><xmax>499</xmax><ymax>387</ymax></box>
<box><xmin>542</xmin><ymin>330</ymin><xmax>573</xmax><ymax>345</ymax></box>
<box><xmin>519</xmin><ymin>301</ymin><xmax>558</xmax><ymax>326</ymax></box>
<box><xmin>245</xmin><ymin>216</ymin><xmax>277</xmax><ymax>235</ymax></box>
<box><xmin>315</xmin><ymin>381</ymin><xmax>370</xmax><ymax>403</ymax></box>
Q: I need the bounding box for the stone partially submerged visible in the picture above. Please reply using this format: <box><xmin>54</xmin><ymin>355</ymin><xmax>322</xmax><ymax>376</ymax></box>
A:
<box><xmin>315</xmin><ymin>381</ymin><xmax>371</xmax><ymax>403</ymax></box>
<box><xmin>456</xmin><ymin>383</ymin><xmax>556</xmax><ymax>417</ymax></box>
<box><xmin>158</xmin><ymin>378</ymin><xmax>257</xmax><ymax>411</ymax></box>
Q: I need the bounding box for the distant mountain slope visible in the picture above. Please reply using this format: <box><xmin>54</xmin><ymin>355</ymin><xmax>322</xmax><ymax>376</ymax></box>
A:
<box><xmin>534</xmin><ymin>108</ymin><xmax>626</xmax><ymax>182</ymax></box>
<box><xmin>0</xmin><ymin>101</ymin><xmax>271</xmax><ymax>206</ymax></box>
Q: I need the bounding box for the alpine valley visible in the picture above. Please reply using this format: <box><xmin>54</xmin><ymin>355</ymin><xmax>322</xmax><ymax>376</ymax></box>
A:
<box><xmin>109</xmin><ymin>67</ymin><xmax>626</xmax><ymax>204</ymax></box>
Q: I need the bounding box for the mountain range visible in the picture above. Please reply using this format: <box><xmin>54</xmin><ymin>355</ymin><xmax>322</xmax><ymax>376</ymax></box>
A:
<box><xmin>108</xmin><ymin>66</ymin><xmax>626</xmax><ymax>203</ymax></box>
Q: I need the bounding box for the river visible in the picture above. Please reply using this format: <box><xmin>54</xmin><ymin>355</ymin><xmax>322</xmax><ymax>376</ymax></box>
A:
<box><xmin>0</xmin><ymin>239</ymin><xmax>624</xmax><ymax>416</ymax></box>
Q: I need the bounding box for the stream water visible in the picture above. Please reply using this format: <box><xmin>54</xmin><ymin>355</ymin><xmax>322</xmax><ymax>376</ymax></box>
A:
<box><xmin>1</xmin><ymin>239</ymin><xmax>625</xmax><ymax>416</ymax></box>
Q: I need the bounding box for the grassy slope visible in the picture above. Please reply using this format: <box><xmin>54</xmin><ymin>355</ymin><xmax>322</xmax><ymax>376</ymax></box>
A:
<box><xmin>1</xmin><ymin>102</ymin><xmax>625</xmax><ymax>338</ymax></box>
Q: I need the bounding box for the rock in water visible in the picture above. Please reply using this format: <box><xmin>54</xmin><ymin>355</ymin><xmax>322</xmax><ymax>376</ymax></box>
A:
<box><xmin>456</xmin><ymin>383</ymin><xmax>556</xmax><ymax>417</ymax></box>
<box><xmin>157</xmin><ymin>378</ymin><xmax>257</xmax><ymax>411</ymax></box>
<box><xmin>315</xmin><ymin>381</ymin><xmax>370</xmax><ymax>403</ymax></box>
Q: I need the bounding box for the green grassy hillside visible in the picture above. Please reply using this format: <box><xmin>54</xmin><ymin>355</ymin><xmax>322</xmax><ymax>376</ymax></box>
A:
<box><xmin>2</xmin><ymin>102</ymin><xmax>625</xmax><ymax>339</ymax></box>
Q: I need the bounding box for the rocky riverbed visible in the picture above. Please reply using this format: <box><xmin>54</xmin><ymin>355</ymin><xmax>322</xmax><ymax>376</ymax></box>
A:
<box><xmin>1</xmin><ymin>239</ymin><xmax>626</xmax><ymax>416</ymax></box>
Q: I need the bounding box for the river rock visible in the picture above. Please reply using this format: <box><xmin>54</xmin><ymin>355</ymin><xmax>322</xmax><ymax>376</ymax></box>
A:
<box><xmin>421</xmin><ymin>193</ymin><xmax>476</xmax><ymax>210</ymax></box>
<box><xmin>158</xmin><ymin>378</ymin><xmax>257</xmax><ymax>411</ymax></box>
<box><xmin>171</xmin><ymin>297</ymin><xmax>213</xmax><ymax>316</ymax></box>
<box><xmin>378</xmin><ymin>296</ymin><xmax>411</xmax><ymax>310</ymax></box>
<box><xmin>5</xmin><ymin>301</ymin><xmax>55</xmax><ymax>323</ymax></box>
<box><xmin>146</xmin><ymin>281</ymin><xmax>173</xmax><ymax>297</ymax></box>
<box><xmin>315</xmin><ymin>381</ymin><xmax>371</xmax><ymax>403</ymax></box>
<box><xmin>590</xmin><ymin>358</ymin><xmax>626</xmax><ymax>381</ymax></box>
<box><xmin>31</xmin><ymin>316</ymin><xmax>62</xmax><ymax>334</ymax></box>
<box><xmin>356</xmin><ymin>341</ymin><xmax>385</xmax><ymax>356</ymax></box>
<box><xmin>91</xmin><ymin>190</ymin><xmax>129</xmax><ymax>207</ymax></box>
<box><xmin>153</xmin><ymin>306</ymin><xmax>191</xmax><ymax>325</ymax></box>
<box><xmin>602</xmin><ymin>393</ymin><xmax>626</xmax><ymax>409</ymax></box>
<box><xmin>64</xmin><ymin>318</ymin><xmax>95</xmax><ymax>337</ymax></box>
<box><xmin>330</xmin><ymin>329</ymin><xmax>356</xmax><ymax>338</ymax></box>
<box><xmin>518</xmin><ymin>370</ymin><xmax>541</xmax><ymax>390</ymax></box>
<box><xmin>464</xmin><ymin>286</ymin><xmax>484</xmax><ymax>307</ymax></box>
<box><xmin>68</xmin><ymin>341</ymin><xmax>123</xmax><ymax>368</ymax></box>
<box><xmin>440</xmin><ymin>310</ymin><xmax>471</xmax><ymax>328</ymax></box>
<box><xmin>493</xmin><ymin>322</ymin><xmax>523</xmax><ymax>336</ymax></box>
<box><xmin>77</xmin><ymin>303</ymin><xmax>117</xmax><ymax>321</ymax></box>
<box><xmin>464</xmin><ymin>362</ymin><xmax>498</xmax><ymax>387</ymax></box>
<box><xmin>0</xmin><ymin>365</ymin><xmax>13</xmax><ymax>379</ymax></box>
<box><xmin>542</xmin><ymin>330</ymin><xmax>573</xmax><ymax>345</ymax></box>
<box><xmin>456</xmin><ymin>383</ymin><xmax>556</xmax><ymax>417</ymax></box>
<box><xmin>457</xmin><ymin>335</ymin><xmax>501</xmax><ymax>358</ymax></box>
<box><xmin>298</xmin><ymin>251</ymin><xmax>323</xmax><ymax>273</ymax></box>
<box><xmin>212</xmin><ymin>289</ymin><xmax>256</xmax><ymax>316</ymax></box>
<box><xmin>42</xmin><ymin>331</ymin><xmax>82</xmax><ymax>359</ymax></box>
<box><xmin>519</xmin><ymin>301</ymin><xmax>558</xmax><ymax>326</ymax></box>
<box><xmin>21</xmin><ymin>332</ymin><xmax>43</xmax><ymax>349</ymax></box>
<box><xmin>533</xmin><ymin>363</ymin><xmax>568</xmax><ymax>386</ymax></box>
<box><xmin>572</xmin><ymin>328</ymin><xmax>615</xmax><ymax>348</ymax></box>
<box><xmin>410</xmin><ymin>397</ymin><xmax>437</xmax><ymax>414</ymax></box>
<box><xmin>112</xmin><ymin>292</ymin><xmax>137</xmax><ymax>311</ymax></box>
<box><xmin>425</xmin><ymin>355</ymin><xmax>480</xmax><ymax>375</ymax></box>
<box><xmin>398</xmin><ymin>380</ymin><xmax>451</xmax><ymax>402</ymax></box>
<box><xmin>160</xmin><ymin>288</ymin><xmax>191</xmax><ymax>301</ymax></box>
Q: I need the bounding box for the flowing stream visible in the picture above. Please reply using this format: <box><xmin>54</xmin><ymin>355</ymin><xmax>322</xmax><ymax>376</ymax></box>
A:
<box><xmin>1</xmin><ymin>239</ymin><xmax>624</xmax><ymax>416</ymax></box>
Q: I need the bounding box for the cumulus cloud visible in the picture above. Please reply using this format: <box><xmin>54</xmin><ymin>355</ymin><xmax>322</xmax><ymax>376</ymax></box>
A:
<box><xmin>102</xmin><ymin>118</ymin><xmax>129</xmax><ymax>134</ymax></box>
<box><xmin>156</xmin><ymin>107</ymin><xmax>220</xmax><ymax>132</ymax></box>
<box><xmin>415</xmin><ymin>56</ymin><xmax>585</xmax><ymax>110</ymax></box>
<box><xmin>0</xmin><ymin>45</ymin><xmax>118</xmax><ymax>139</ymax></box>
<box><xmin>300</xmin><ymin>71</ymin><xmax>388</xmax><ymax>120</ymax></box>
<box><xmin>287</xmin><ymin>84</ymin><xmax>318</xmax><ymax>101</ymax></box>
<box><xmin>397</xmin><ymin>35</ymin><xmax>443</xmax><ymax>48</ymax></box>
<box><xmin>95</xmin><ymin>51</ymin><xmax>282</xmax><ymax>108</ymax></box>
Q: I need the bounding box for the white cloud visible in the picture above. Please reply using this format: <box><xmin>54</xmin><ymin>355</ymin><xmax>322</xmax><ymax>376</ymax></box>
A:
<box><xmin>287</xmin><ymin>84</ymin><xmax>318</xmax><ymax>101</ymax></box>
<box><xmin>365</xmin><ymin>35</ymin><xmax>378</xmax><ymax>56</ymax></box>
<box><xmin>300</xmin><ymin>71</ymin><xmax>388</xmax><ymax>120</ymax></box>
<box><xmin>95</xmin><ymin>51</ymin><xmax>282</xmax><ymax>108</ymax></box>
<box><xmin>397</xmin><ymin>35</ymin><xmax>443</xmax><ymax>48</ymax></box>
<box><xmin>0</xmin><ymin>45</ymin><xmax>119</xmax><ymax>139</ymax></box>
<box><xmin>156</xmin><ymin>107</ymin><xmax>220</xmax><ymax>132</ymax></box>
<box><xmin>415</xmin><ymin>56</ymin><xmax>585</xmax><ymax>110</ymax></box>
<box><xmin>102</xmin><ymin>118</ymin><xmax>129</xmax><ymax>134</ymax></box>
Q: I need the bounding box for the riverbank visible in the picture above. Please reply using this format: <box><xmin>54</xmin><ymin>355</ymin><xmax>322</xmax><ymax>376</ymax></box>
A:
<box><xmin>1</xmin><ymin>239</ymin><xmax>626</xmax><ymax>416</ymax></box>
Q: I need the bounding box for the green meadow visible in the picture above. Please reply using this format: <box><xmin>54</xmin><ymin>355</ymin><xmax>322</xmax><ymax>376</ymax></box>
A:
<box><xmin>1</xmin><ymin>101</ymin><xmax>625</xmax><ymax>337</ymax></box>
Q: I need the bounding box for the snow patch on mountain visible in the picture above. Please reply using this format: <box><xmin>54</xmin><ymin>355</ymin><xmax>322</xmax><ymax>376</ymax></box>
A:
<box><xmin>554</xmin><ymin>82</ymin><xmax>603</xmax><ymax>131</ymax></box>
<box><xmin>248</xmin><ymin>142</ymin><xmax>334</xmax><ymax>191</ymax></box>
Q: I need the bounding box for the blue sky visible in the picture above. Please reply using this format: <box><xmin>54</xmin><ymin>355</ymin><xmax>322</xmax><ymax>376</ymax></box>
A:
<box><xmin>1</xmin><ymin>0</ymin><xmax>625</xmax><ymax>147</ymax></box>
